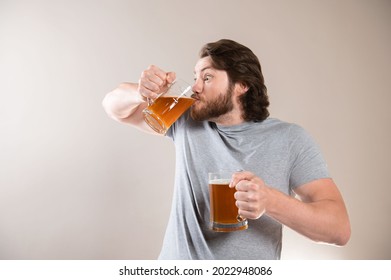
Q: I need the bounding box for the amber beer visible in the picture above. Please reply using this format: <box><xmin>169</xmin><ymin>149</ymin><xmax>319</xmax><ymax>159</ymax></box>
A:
<box><xmin>209</xmin><ymin>172</ymin><xmax>248</xmax><ymax>232</ymax></box>
<box><xmin>143</xmin><ymin>79</ymin><xmax>194</xmax><ymax>134</ymax></box>
<box><xmin>144</xmin><ymin>96</ymin><xmax>194</xmax><ymax>134</ymax></box>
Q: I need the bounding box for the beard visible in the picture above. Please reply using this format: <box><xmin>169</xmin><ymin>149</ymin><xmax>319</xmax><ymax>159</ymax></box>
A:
<box><xmin>190</xmin><ymin>83</ymin><xmax>234</xmax><ymax>122</ymax></box>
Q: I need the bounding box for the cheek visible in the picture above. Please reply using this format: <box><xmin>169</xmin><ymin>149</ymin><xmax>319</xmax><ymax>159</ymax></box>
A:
<box><xmin>203</xmin><ymin>86</ymin><xmax>220</xmax><ymax>101</ymax></box>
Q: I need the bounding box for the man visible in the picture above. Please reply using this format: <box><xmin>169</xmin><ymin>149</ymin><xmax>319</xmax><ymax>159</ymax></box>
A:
<box><xmin>102</xmin><ymin>39</ymin><xmax>351</xmax><ymax>259</ymax></box>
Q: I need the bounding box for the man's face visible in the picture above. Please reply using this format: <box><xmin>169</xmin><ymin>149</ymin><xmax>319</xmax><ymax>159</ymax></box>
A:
<box><xmin>190</xmin><ymin>56</ymin><xmax>234</xmax><ymax>122</ymax></box>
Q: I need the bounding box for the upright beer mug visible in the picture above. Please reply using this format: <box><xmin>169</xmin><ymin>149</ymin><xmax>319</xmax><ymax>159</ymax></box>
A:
<box><xmin>143</xmin><ymin>79</ymin><xmax>194</xmax><ymax>134</ymax></box>
<box><xmin>208</xmin><ymin>170</ymin><xmax>248</xmax><ymax>232</ymax></box>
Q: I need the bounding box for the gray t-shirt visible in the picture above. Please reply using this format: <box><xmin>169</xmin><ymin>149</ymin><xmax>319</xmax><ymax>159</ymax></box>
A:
<box><xmin>159</xmin><ymin>113</ymin><xmax>329</xmax><ymax>260</ymax></box>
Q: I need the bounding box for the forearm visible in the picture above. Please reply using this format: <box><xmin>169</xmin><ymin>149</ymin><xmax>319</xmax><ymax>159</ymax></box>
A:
<box><xmin>266</xmin><ymin>183</ymin><xmax>350</xmax><ymax>246</ymax></box>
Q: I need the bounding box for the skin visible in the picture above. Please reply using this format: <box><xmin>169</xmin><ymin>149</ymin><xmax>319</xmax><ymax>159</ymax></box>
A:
<box><xmin>102</xmin><ymin>57</ymin><xmax>351</xmax><ymax>246</ymax></box>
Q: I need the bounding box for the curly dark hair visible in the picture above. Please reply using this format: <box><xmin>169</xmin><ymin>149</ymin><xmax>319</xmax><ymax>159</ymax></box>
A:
<box><xmin>199</xmin><ymin>39</ymin><xmax>269</xmax><ymax>122</ymax></box>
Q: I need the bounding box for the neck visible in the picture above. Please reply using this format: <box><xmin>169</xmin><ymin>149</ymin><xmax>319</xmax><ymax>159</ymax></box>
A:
<box><xmin>211</xmin><ymin>108</ymin><xmax>245</xmax><ymax>126</ymax></box>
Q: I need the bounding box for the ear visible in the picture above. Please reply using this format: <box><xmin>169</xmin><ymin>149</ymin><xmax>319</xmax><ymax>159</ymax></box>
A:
<box><xmin>235</xmin><ymin>82</ymin><xmax>249</xmax><ymax>96</ymax></box>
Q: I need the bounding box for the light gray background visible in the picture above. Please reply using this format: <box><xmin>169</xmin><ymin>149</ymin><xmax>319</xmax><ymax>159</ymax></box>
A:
<box><xmin>1</xmin><ymin>0</ymin><xmax>390</xmax><ymax>259</ymax></box>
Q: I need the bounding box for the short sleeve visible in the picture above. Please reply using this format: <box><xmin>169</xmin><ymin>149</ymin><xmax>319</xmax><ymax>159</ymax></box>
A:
<box><xmin>288</xmin><ymin>125</ymin><xmax>330</xmax><ymax>189</ymax></box>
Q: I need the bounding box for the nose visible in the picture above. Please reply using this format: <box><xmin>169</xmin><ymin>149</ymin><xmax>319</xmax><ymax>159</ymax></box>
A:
<box><xmin>192</xmin><ymin>78</ymin><xmax>203</xmax><ymax>94</ymax></box>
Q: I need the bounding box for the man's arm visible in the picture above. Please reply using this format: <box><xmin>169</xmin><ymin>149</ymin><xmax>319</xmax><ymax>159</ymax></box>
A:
<box><xmin>102</xmin><ymin>82</ymin><xmax>158</xmax><ymax>134</ymax></box>
<box><xmin>270</xmin><ymin>178</ymin><xmax>350</xmax><ymax>246</ymax></box>
<box><xmin>232</xmin><ymin>172</ymin><xmax>351</xmax><ymax>246</ymax></box>
<box><xmin>102</xmin><ymin>65</ymin><xmax>176</xmax><ymax>134</ymax></box>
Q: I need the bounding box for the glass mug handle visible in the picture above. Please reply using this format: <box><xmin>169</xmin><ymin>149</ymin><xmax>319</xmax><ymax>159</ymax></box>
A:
<box><xmin>237</xmin><ymin>215</ymin><xmax>245</xmax><ymax>222</ymax></box>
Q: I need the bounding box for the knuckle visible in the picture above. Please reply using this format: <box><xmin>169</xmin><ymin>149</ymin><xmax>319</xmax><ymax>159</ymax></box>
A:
<box><xmin>140</xmin><ymin>70</ymin><xmax>149</xmax><ymax>78</ymax></box>
<box><xmin>247</xmin><ymin>193</ymin><xmax>257</xmax><ymax>202</ymax></box>
<box><xmin>248</xmin><ymin>183</ymin><xmax>258</xmax><ymax>191</ymax></box>
<box><xmin>249</xmin><ymin>204</ymin><xmax>257</xmax><ymax>212</ymax></box>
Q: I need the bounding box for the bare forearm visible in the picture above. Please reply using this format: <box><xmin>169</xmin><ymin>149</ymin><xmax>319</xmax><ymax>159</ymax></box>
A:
<box><xmin>266</xmin><ymin>182</ymin><xmax>350</xmax><ymax>246</ymax></box>
<box><xmin>232</xmin><ymin>173</ymin><xmax>350</xmax><ymax>246</ymax></box>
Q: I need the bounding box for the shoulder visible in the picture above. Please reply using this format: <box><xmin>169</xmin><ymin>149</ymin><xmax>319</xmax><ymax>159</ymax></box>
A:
<box><xmin>264</xmin><ymin>118</ymin><xmax>314</xmax><ymax>142</ymax></box>
<box><xmin>266</xmin><ymin>118</ymin><xmax>306</xmax><ymax>134</ymax></box>
<box><xmin>258</xmin><ymin>118</ymin><xmax>308</xmax><ymax>140</ymax></box>
<box><xmin>261</xmin><ymin>119</ymin><xmax>322</xmax><ymax>158</ymax></box>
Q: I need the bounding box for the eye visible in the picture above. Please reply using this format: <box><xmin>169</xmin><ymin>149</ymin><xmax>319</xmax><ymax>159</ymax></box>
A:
<box><xmin>203</xmin><ymin>74</ymin><xmax>213</xmax><ymax>82</ymax></box>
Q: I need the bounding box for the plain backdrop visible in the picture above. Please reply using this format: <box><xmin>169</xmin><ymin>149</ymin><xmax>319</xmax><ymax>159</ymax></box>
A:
<box><xmin>0</xmin><ymin>0</ymin><xmax>390</xmax><ymax>259</ymax></box>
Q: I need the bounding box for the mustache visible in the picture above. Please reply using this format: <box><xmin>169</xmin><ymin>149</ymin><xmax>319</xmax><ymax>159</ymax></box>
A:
<box><xmin>191</xmin><ymin>93</ymin><xmax>199</xmax><ymax>100</ymax></box>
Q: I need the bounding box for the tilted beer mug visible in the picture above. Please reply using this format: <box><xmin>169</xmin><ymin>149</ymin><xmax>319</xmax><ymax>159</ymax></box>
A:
<box><xmin>143</xmin><ymin>78</ymin><xmax>194</xmax><ymax>134</ymax></box>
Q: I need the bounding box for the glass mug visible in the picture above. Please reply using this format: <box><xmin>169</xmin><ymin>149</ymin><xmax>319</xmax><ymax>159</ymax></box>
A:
<box><xmin>208</xmin><ymin>171</ymin><xmax>248</xmax><ymax>232</ymax></box>
<box><xmin>142</xmin><ymin>78</ymin><xmax>194</xmax><ymax>134</ymax></box>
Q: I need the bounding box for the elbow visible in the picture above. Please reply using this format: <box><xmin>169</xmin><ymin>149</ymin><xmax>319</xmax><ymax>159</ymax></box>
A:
<box><xmin>102</xmin><ymin>94</ymin><xmax>117</xmax><ymax>117</ymax></box>
<box><xmin>333</xmin><ymin>220</ymin><xmax>351</xmax><ymax>246</ymax></box>
<box><xmin>102</xmin><ymin>89</ymin><xmax>130</xmax><ymax>120</ymax></box>
<box><xmin>315</xmin><ymin>214</ymin><xmax>351</xmax><ymax>246</ymax></box>
<box><xmin>102</xmin><ymin>96</ymin><xmax>123</xmax><ymax>121</ymax></box>
<box><xmin>102</xmin><ymin>83</ymin><xmax>141</xmax><ymax>120</ymax></box>
<box><xmin>102</xmin><ymin>94</ymin><xmax>118</xmax><ymax>119</ymax></box>
<box><xmin>102</xmin><ymin>94</ymin><xmax>111</xmax><ymax>114</ymax></box>
<box><xmin>338</xmin><ymin>224</ymin><xmax>351</xmax><ymax>246</ymax></box>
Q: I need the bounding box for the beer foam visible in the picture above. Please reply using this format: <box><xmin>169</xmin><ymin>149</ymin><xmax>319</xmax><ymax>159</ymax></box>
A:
<box><xmin>209</xmin><ymin>179</ymin><xmax>231</xmax><ymax>185</ymax></box>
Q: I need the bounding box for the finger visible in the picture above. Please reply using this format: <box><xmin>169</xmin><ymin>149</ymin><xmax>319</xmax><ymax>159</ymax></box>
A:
<box><xmin>235</xmin><ymin>187</ymin><xmax>259</xmax><ymax>204</ymax></box>
<box><xmin>138</xmin><ymin>81</ymin><xmax>159</xmax><ymax>100</ymax></box>
<box><xmin>236</xmin><ymin>199</ymin><xmax>266</xmax><ymax>219</ymax></box>
<box><xmin>237</xmin><ymin>209</ymin><xmax>251</xmax><ymax>219</ymax></box>
<box><xmin>234</xmin><ymin>190</ymin><xmax>248</xmax><ymax>201</ymax></box>
<box><xmin>140</xmin><ymin>71</ymin><xmax>165</xmax><ymax>90</ymax></box>
<box><xmin>147</xmin><ymin>66</ymin><xmax>177</xmax><ymax>90</ymax></box>
<box><xmin>166</xmin><ymin>72</ymin><xmax>177</xmax><ymax>84</ymax></box>
<box><xmin>139</xmin><ymin>67</ymin><xmax>176</xmax><ymax>100</ymax></box>
<box><xmin>140</xmin><ymin>65</ymin><xmax>170</xmax><ymax>90</ymax></box>
<box><xmin>139</xmin><ymin>77</ymin><xmax>160</xmax><ymax>92</ymax></box>
<box><xmin>233</xmin><ymin>180</ymin><xmax>250</xmax><ymax>192</ymax></box>
<box><xmin>238</xmin><ymin>182</ymin><xmax>261</xmax><ymax>195</ymax></box>
<box><xmin>146</xmin><ymin>65</ymin><xmax>168</xmax><ymax>83</ymax></box>
<box><xmin>238</xmin><ymin>208</ymin><xmax>263</xmax><ymax>220</ymax></box>
<box><xmin>230</xmin><ymin>170</ymin><xmax>255</xmax><ymax>187</ymax></box>
<box><xmin>235</xmin><ymin>200</ymin><xmax>255</xmax><ymax>212</ymax></box>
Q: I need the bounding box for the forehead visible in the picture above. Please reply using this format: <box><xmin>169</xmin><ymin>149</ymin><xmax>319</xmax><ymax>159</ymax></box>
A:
<box><xmin>194</xmin><ymin>56</ymin><xmax>214</xmax><ymax>74</ymax></box>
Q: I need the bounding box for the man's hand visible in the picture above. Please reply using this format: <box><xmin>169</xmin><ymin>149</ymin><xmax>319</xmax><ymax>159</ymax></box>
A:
<box><xmin>138</xmin><ymin>65</ymin><xmax>176</xmax><ymax>100</ymax></box>
<box><xmin>230</xmin><ymin>171</ymin><xmax>271</xmax><ymax>220</ymax></box>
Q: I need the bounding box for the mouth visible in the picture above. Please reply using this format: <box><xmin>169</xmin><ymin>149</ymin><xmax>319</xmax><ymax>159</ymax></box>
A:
<box><xmin>191</xmin><ymin>93</ymin><xmax>199</xmax><ymax>101</ymax></box>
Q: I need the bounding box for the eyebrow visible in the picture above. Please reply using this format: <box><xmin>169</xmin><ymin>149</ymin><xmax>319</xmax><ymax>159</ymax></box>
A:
<box><xmin>194</xmin><ymin>66</ymin><xmax>214</xmax><ymax>75</ymax></box>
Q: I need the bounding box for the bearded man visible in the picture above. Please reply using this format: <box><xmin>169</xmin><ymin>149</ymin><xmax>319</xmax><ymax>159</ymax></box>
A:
<box><xmin>102</xmin><ymin>39</ymin><xmax>350</xmax><ymax>260</ymax></box>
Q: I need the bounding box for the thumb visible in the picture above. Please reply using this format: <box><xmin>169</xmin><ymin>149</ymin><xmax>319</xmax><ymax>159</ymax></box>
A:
<box><xmin>166</xmin><ymin>72</ymin><xmax>177</xmax><ymax>84</ymax></box>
